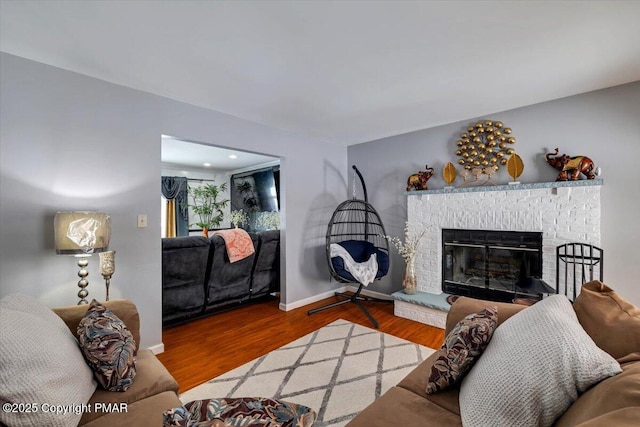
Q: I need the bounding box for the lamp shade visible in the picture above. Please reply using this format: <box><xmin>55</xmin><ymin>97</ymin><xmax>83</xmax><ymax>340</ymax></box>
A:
<box><xmin>54</xmin><ymin>212</ymin><xmax>111</xmax><ymax>255</ymax></box>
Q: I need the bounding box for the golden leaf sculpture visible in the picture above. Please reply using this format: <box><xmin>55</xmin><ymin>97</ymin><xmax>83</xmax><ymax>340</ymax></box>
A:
<box><xmin>443</xmin><ymin>162</ymin><xmax>457</xmax><ymax>185</ymax></box>
<box><xmin>507</xmin><ymin>153</ymin><xmax>524</xmax><ymax>181</ymax></box>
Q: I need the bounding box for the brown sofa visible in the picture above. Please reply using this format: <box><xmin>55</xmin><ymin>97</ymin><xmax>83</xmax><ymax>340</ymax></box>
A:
<box><xmin>347</xmin><ymin>281</ymin><xmax>640</xmax><ymax>426</ymax></box>
<box><xmin>53</xmin><ymin>300</ymin><xmax>182</xmax><ymax>426</ymax></box>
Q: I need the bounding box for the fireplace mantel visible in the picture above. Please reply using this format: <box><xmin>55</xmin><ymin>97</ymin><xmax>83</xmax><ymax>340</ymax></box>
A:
<box><xmin>404</xmin><ymin>178</ymin><xmax>603</xmax><ymax>197</ymax></box>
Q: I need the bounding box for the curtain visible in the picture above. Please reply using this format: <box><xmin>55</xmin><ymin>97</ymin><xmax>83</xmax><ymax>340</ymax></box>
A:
<box><xmin>161</xmin><ymin>177</ymin><xmax>188</xmax><ymax>237</ymax></box>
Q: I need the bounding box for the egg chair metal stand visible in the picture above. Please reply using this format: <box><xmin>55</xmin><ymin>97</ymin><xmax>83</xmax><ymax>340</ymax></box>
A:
<box><xmin>307</xmin><ymin>165</ymin><xmax>392</xmax><ymax>328</ymax></box>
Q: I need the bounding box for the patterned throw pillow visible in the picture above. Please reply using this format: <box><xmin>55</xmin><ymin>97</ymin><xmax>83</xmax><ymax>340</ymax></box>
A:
<box><xmin>163</xmin><ymin>397</ymin><xmax>317</xmax><ymax>427</ymax></box>
<box><xmin>426</xmin><ymin>306</ymin><xmax>498</xmax><ymax>394</ymax></box>
<box><xmin>77</xmin><ymin>299</ymin><xmax>137</xmax><ymax>392</ymax></box>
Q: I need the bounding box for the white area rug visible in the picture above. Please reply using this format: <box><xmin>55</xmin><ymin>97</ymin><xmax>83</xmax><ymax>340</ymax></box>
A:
<box><xmin>180</xmin><ymin>319</ymin><xmax>435</xmax><ymax>427</ymax></box>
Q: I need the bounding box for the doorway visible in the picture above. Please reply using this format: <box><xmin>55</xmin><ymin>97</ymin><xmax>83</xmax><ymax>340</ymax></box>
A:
<box><xmin>161</xmin><ymin>135</ymin><xmax>283</xmax><ymax>325</ymax></box>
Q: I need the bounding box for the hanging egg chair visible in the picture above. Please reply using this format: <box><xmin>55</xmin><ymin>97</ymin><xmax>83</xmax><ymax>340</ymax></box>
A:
<box><xmin>307</xmin><ymin>165</ymin><xmax>392</xmax><ymax>328</ymax></box>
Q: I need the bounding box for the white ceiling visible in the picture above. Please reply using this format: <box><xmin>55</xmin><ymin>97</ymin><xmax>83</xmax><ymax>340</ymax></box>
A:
<box><xmin>161</xmin><ymin>136</ymin><xmax>278</xmax><ymax>172</ymax></box>
<box><xmin>2</xmin><ymin>1</ymin><xmax>639</xmax><ymax>147</ymax></box>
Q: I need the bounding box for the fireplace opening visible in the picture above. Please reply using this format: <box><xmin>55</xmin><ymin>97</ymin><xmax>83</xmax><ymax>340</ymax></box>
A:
<box><xmin>442</xmin><ymin>229</ymin><xmax>553</xmax><ymax>302</ymax></box>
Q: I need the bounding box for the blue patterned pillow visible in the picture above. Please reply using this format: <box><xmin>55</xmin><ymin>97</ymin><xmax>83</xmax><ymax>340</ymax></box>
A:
<box><xmin>77</xmin><ymin>299</ymin><xmax>137</xmax><ymax>391</ymax></box>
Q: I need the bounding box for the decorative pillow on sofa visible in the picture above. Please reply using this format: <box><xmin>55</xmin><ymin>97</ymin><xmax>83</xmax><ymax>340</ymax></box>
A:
<box><xmin>426</xmin><ymin>306</ymin><xmax>498</xmax><ymax>394</ymax></box>
<box><xmin>459</xmin><ymin>295</ymin><xmax>622</xmax><ymax>427</ymax></box>
<box><xmin>162</xmin><ymin>397</ymin><xmax>317</xmax><ymax>427</ymax></box>
<box><xmin>573</xmin><ymin>280</ymin><xmax>640</xmax><ymax>360</ymax></box>
<box><xmin>0</xmin><ymin>294</ymin><xmax>97</xmax><ymax>427</ymax></box>
<box><xmin>77</xmin><ymin>299</ymin><xmax>137</xmax><ymax>392</ymax></box>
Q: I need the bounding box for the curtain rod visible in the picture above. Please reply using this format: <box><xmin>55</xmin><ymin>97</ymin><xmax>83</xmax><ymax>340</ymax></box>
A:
<box><xmin>186</xmin><ymin>178</ymin><xmax>220</xmax><ymax>183</ymax></box>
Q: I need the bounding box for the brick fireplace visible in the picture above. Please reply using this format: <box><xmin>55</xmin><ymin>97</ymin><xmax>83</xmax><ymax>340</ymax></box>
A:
<box><xmin>394</xmin><ymin>179</ymin><xmax>603</xmax><ymax>327</ymax></box>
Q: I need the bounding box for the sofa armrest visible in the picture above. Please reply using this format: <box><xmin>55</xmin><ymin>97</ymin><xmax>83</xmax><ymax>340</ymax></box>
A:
<box><xmin>52</xmin><ymin>299</ymin><xmax>141</xmax><ymax>345</ymax></box>
<box><xmin>445</xmin><ymin>297</ymin><xmax>526</xmax><ymax>336</ymax></box>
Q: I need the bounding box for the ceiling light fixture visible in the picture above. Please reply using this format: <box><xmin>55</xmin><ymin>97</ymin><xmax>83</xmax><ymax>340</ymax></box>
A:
<box><xmin>203</xmin><ymin>163</ymin><xmax>211</xmax><ymax>167</ymax></box>
<box><xmin>228</xmin><ymin>154</ymin><xmax>238</xmax><ymax>159</ymax></box>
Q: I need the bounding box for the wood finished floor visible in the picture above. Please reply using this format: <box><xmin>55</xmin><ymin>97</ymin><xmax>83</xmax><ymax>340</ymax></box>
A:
<box><xmin>157</xmin><ymin>294</ymin><xmax>446</xmax><ymax>393</ymax></box>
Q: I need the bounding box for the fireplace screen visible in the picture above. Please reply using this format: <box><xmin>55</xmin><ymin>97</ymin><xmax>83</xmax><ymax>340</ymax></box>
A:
<box><xmin>442</xmin><ymin>229</ymin><xmax>550</xmax><ymax>302</ymax></box>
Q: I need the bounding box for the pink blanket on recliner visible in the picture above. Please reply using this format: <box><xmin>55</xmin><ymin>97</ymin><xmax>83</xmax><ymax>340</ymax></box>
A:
<box><xmin>212</xmin><ymin>229</ymin><xmax>255</xmax><ymax>263</ymax></box>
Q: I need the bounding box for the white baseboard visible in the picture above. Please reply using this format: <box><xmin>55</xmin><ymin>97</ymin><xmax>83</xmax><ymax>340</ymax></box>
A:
<box><xmin>279</xmin><ymin>286</ymin><xmax>349</xmax><ymax>311</ymax></box>
<box><xmin>345</xmin><ymin>285</ymin><xmax>394</xmax><ymax>301</ymax></box>
<box><xmin>148</xmin><ymin>343</ymin><xmax>165</xmax><ymax>355</ymax></box>
<box><xmin>278</xmin><ymin>285</ymin><xmax>393</xmax><ymax>311</ymax></box>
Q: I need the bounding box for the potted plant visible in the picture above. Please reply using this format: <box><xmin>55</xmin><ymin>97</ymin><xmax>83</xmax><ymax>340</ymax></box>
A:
<box><xmin>188</xmin><ymin>183</ymin><xmax>230</xmax><ymax>235</ymax></box>
<box><xmin>256</xmin><ymin>211</ymin><xmax>280</xmax><ymax>230</ymax></box>
<box><xmin>229</xmin><ymin>209</ymin><xmax>250</xmax><ymax>229</ymax></box>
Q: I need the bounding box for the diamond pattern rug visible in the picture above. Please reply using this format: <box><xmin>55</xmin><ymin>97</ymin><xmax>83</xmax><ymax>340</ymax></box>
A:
<box><xmin>180</xmin><ymin>319</ymin><xmax>435</xmax><ymax>427</ymax></box>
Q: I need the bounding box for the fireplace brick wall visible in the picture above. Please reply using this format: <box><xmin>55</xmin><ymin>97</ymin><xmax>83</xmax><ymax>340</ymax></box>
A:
<box><xmin>407</xmin><ymin>181</ymin><xmax>602</xmax><ymax>295</ymax></box>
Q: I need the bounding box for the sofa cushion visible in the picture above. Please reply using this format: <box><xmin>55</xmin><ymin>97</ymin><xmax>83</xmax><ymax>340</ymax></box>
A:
<box><xmin>77</xmin><ymin>299</ymin><xmax>137</xmax><ymax>392</ymax></box>
<box><xmin>252</xmin><ymin>230</ymin><xmax>280</xmax><ymax>295</ymax></box>
<box><xmin>345</xmin><ymin>386</ymin><xmax>462</xmax><ymax>427</ymax></box>
<box><xmin>573</xmin><ymin>280</ymin><xmax>640</xmax><ymax>359</ymax></box>
<box><xmin>459</xmin><ymin>295</ymin><xmax>622</xmax><ymax>427</ymax></box>
<box><xmin>568</xmin><ymin>408</ymin><xmax>640</xmax><ymax>427</ymax></box>
<box><xmin>206</xmin><ymin>234</ymin><xmax>257</xmax><ymax>306</ymax></box>
<box><xmin>397</xmin><ymin>351</ymin><xmax>461</xmax><ymax>415</ymax></box>
<box><xmin>79</xmin><ymin>349</ymin><xmax>180</xmax><ymax>425</ymax></box>
<box><xmin>554</xmin><ymin>353</ymin><xmax>640</xmax><ymax>427</ymax></box>
<box><xmin>80</xmin><ymin>391</ymin><xmax>182</xmax><ymax>427</ymax></box>
<box><xmin>0</xmin><ymin>293</ymin><xmax>97</xmax><ymax>427</ymax></box>
<box><xmin>427</xmin><ymin>306</ymin><xmax>497</xmax><ymax>394</ymax></box>
<box><xmin>331</xmin><ymin>240</ymin><xmax>390</xmax><ymax>281</ymax></box>
<box><xmin>162</xmin><ymin>236</ymin><xmax>210</xmax><ymax>322</ymax></box>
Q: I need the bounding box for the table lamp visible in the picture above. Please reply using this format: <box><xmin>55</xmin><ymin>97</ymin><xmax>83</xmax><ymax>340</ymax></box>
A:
<box><xmin>54</xmin><ymin>211</ymin><xmax>111</xmax><ymax>304</ymax></box>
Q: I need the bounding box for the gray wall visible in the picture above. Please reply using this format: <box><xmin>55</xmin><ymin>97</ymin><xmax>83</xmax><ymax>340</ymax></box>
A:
<box><xmin>349</xmin><ymin>82</ymin><xmax>640</xmax><ymax>307</ymax></box>
<box><xmin>0</xmin><ymin>53</ymin><xmax>347</xmax><ymax>349</ymax></box>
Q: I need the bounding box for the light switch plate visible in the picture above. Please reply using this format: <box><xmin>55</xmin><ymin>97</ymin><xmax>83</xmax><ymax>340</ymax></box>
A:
<box><xmin>137</xmin><ymin>214</ymin><xmax>148</xmax><ymax>228</ymax></box>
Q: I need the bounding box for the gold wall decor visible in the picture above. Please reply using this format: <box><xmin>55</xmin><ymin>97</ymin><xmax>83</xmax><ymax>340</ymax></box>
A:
<box><xmin>454</xmin><ymin>120</ymin><xmax>516</xmax><ymax>174</ymax></box>
<box><xmin>507</xmin><ymin>153</ymin><xmax>524</xmax><ymax>183</ymax></box>
<box><xmin>443</xmin><ymin>162</ymin><xmax>457</xmax><ymax>186</ymax></box>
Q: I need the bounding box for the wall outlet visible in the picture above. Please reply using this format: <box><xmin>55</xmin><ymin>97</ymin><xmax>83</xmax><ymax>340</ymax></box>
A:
<box><xmin>137</xmin><ymin>214</ymin><xmax>148</xmax><ymax>228</ymax></box>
